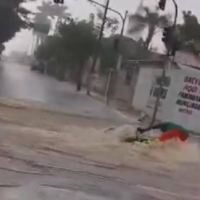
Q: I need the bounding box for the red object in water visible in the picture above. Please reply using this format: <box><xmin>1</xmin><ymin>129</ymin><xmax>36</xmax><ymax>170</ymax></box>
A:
<box><xmin>159</xmin><ymin>129</ymin><xmax>188</xmax><ymax>142</ymax></box>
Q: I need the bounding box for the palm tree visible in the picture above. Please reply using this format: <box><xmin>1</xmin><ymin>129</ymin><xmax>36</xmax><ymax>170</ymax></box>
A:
<box><xmin>178</xmin><ymin>11</ymin><xmax>200</xmax><ymax>54</ymax></box>
<box><xmin>31</xmin><ymin>1</ymin><xmax>70</xmax><ymax>56</ymax></box>
<box><xmin>37</xmin><ymin>1</ymin><xmax>70</xmax><ymax>19</ymax></box>
<box><xmin>128</xmin><ymin>6</ymin><xmax>171</xmax><ymax>49</ymax></box>
<box><xmin>37</xmin><ymin>1</ymin><xmax>71</xmax><ymax>33</ymax></box>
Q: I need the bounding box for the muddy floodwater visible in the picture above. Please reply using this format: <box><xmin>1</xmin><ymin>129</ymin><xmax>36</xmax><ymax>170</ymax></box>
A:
<box><xmin>0</xmin><ymin>123</ymin><xmax>200</xmax><ymax>200</ymax></box>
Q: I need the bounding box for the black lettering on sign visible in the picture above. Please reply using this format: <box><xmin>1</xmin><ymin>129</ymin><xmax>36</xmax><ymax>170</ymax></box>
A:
<box><xmin>178</xmin><ymin>92</ymin><xmax>200</xmax><ymax>102</ymax></box>
<box><xmin>184</xmin><ymin>76</ymin><xmax>188</xmax><ymax>83</ymax></box>
<box><xmin>152</xmin><ymin>88</ymin><xmax>167</xmax><ymax>99</ymax></box>
<box><xmin>183</xmin><ymin>84</ymin><xmax>198</xmax><ymax>93</ymax></box>
<box><xmin>176</xmin><ymin>99</ymin><xmax>200</xmax><ymax>111</ymax></box>
<box><xmin>179</xmin><ymin>108</ymin><xmax>192</xmax><ymax>115</ymax></box>
<box><xmin>184</xmin><ymin>76</ymin><xmax>200</xmax><ymax>86</ymax></box>
<box><xmin>176</xmin><ymin>99</ymin><xmax>182</xmax><ymax>105</ymax></box>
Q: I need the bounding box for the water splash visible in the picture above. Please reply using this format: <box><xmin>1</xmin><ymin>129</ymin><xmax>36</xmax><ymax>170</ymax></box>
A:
<box><xmin>3</xmin><ymin>124</ymin><xmax>200</xmax><ymax>173</ymax></box>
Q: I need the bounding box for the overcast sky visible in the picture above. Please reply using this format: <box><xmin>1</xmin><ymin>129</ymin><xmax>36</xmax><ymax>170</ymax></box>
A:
<box><xmin>4</xmin><ymin>0</ymin><xmax>200</xmax><ymax>55</ymax></box>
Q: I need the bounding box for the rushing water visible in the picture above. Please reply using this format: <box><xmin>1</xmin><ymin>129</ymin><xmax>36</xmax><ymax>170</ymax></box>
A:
<box><xmin>1</xmin><ymin>124</ymin><xmax>200</xmax><ymax>200</ymax></box>
<box><xmin>4</xmin><ymin>123</ymin><xmax>200</xmax><ymax>172</ymax></box>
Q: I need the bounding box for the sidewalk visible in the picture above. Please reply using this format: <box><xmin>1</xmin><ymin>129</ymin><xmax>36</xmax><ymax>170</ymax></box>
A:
<box><xmin>58</xmin><ymin>82</ymin><xmax>140</xmax><ymax>124</ymax></box>
<box><xmin>88</xmin><ymin>91</ymin><xmax>141</xmax><ymax>123</ymax></box>
<box><xmin>0</xmin><ymin>95</ymin><xmax>138</xmax><ymax>125</ymax></box>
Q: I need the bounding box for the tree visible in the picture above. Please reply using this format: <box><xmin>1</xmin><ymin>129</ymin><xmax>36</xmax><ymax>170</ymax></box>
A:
<box><xmin>59</xmin><ymin>21</ymin><xmax>98</xmax><ymax>91</ymax></box>
<box><xmin>128</xmin><ymin>6</ymin><xmax>171</xmax><ymax>49</ymax></box>
<box><xmin>35</xmin><ymin>35</ymin><xmax>70</xmax><ymax>79</ymax></box>
<box><xmin>36</xmin><ymin>1</ymin><xmax>71</xmax><ymax>34</ymax></box>
<box><xmin>179</xmin><ymin>11</ymin><xmax>200</xmax><ymax>42</ymax></box>
<box><xmin>35</xmin><ymin>36</ymin><xmax>61</xmax><ymax>61</ymax></box>
<box><xmin>35</xmin><ymin>20</ymin><xmax>98</xmax><ymax>90</ymax></box>
<box><xmin>84</xmin><ymin>2</ymin><xmax>120</xmax><ymax>95</ymax></box>
<box><xmin>100</xmin><ymin>39</ymin><xmax>118</xmax><ymax>73</ymax></box>
<box><xmin>87</xmin><ymin>0</ymin><xmax>119</xmax><ymax>36</ymax></box>
<box><xmin>95</xmin><ymin>9</ymin><xmax>119</xmax><ymax>36</ymax></box>
<box><xmin>0</xmin><ymin>0</ymin><xmax>32</xmax><ymax>45</ymax></box>
<box><xmin>178</xmin><ymin>11</ymin><xmax>200</xmax><ymax>54</ymax></box>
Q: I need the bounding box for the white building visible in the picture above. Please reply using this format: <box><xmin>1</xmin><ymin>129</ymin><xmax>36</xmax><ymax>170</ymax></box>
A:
<box><xmin>132</xmin><ymin>51</ymin><xmax>200</xmax><ymax>133</ymax></box>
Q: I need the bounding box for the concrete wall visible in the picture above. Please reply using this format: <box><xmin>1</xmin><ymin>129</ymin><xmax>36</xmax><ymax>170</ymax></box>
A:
<box><xmin>82</xmin><ymin>57</ymin><xmax>107</xmax><ymax>94</ymax></box>
<box><xmin>82</xmin><ymin>72</ymin><xmax>108</xmax><ymax>95</ymax></box>
<box><xmin>132</xmin><ymin>67</ymin><xmax>163</xmax><ymax>111</ymax></box>
<box><xmin>131</xmin><ymin>60</ymin><xmax>177</xmax><ymax>112</ymax></box>
<box><xmin>113</xmin><ymin>68</ymin><xmax>139</xmax><ymax>105</ymax></box>
<box><xmin>92</xmin><ymin>75</ymin><xmax>108</xmax><ymax>95</ymax></box>
<box><xmin>144</xmin><ymin>68</ymin><xmax>200</xmax><ymax>133</ymax></box>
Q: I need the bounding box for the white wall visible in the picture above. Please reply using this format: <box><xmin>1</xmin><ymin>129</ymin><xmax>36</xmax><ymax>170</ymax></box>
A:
<box><xmin>132</xmin><ymin>63</ymin><xmax>200</xmax><ymax>132</ymax></box>
<box><xmin>132</xmin><ymin>67</ymin><xmax>162</xmax><ymax>111</ymax></box>
<box><xmin>145</xmin><ymin>69</ymin><xmax>200</xmax><ymax>133</ymax></box>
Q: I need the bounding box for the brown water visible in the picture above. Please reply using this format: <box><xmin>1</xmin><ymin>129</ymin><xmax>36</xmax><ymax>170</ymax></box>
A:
<box><xmin>1</xmin><ymin>124</ymin><xmax>200</xmax><ymax>200</ymax></box>
<box><xmin>3</xmin><ymin>124</ymin><xmax>199</xmax><ymax>172</ymax></box>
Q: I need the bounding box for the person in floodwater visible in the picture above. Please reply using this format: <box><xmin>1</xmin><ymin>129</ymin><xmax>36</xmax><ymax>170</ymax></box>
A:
<box><xmin>137</xmin><ymin>122</ymin><xmax>190</xmax><ymax>142</ymax></box>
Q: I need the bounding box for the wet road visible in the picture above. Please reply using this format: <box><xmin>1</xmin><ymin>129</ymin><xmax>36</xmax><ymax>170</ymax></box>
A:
<box><xmin>0</xmin><ymin>62</ymin><xmax>129</xmax><ymax>122</ymax></box>
<box><xmin>0</xmin><ymin>62</ymin><xmax>200</xmax><ymax>200</ymax></box>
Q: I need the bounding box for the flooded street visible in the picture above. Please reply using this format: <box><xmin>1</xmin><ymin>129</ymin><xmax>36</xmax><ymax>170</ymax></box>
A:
<box><xmin>0</xmin><ymin>62</ymin><xmax>199</xmax><ymax>200</ymax></box>
<box><xmin>0</xmin><ymin>61</ymin><xmax>126</xmax><ymax>122</ymax></box>
<box><xmin>0</xmin><ymin>103</ymin><xmax>199</xmax><ymax>200</ymax></box>
<box><xmin>1</xmin><ymin>0</ymin><xmax>199</xmax><ymax>197</ymax></box>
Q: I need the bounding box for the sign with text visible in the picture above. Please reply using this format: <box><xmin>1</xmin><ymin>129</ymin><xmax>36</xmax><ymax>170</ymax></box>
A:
<box><xmin>146</xmin><ymin>74</ymin><xmax>171</xmax><ymax>112</ymax></box>
<box><xmin>176</xmin><ymin>76</ymin><xmax>200</xmax><ymax>115</ymax></box>
<box><xmin>145</xmin><ymin>69</ymin><xmax>200</xmax><ymax>133</ymax></box>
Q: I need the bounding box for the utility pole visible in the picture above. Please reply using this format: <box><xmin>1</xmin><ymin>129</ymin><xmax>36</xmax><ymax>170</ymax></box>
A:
<box><xmin>149</xmin><ymin>0</ymin><xmax>178</xmax><ymax>127</ymax></box>
<box><xmin>87</xmin><ymin>0</ymin><xmax>128</xmax><ymax>102</ymax></box>
<box><xmin>88</xmin><ymin>0</ymin><xmax>128</xmax><ymax>72</ymax></box>
<box><xmin>115</xmin><ymin>11</ymin><xmax>128</xmax><ymax>70</ymax></box>
<box><xmin>87</xmin><ymin>0</ymin><xmax>110</xmax><ymax>96</ymax></box>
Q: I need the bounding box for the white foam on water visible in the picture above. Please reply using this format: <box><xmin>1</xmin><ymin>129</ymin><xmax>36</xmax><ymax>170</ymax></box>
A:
<box><xmin>1</xmin><ymin>184</ymin><xmax>111</xmax><ymax>200</ymax></box>
<box><xmin>1</xmin><ymin>125</ymin><xmax>200</xmax><ymax>199</ymax></box>
<box><xmin>46</xmin><ymin>125</ymin><xmax>198</xmax><ymax>172</ymax></box>
<box><xmin>137</xmin><ymin>185</ymin><xmax>200</xmax><ymax>200</ymax></box>
<box><xmin>3</xmin><ymin>124</ymin><xmax>200</xmax><ymax>172</ymax></box>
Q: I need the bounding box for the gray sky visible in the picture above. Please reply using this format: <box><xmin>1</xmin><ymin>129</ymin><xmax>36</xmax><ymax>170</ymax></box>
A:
<box><xmin>4</xmin><ymin>0</ymin><xmax>200</xmax><ymax>55</ymax></box>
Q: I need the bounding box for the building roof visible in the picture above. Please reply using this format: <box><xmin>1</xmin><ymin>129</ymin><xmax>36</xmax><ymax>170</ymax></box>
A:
<box><xmin>174</xmin><ymin>51</ymin><xmax>200</xmax><ymax>70</ymax></box>
<box><xmin>178</xmin><ymin>64</ymin><xmax>200</xmax><ymax>72</ymax></box>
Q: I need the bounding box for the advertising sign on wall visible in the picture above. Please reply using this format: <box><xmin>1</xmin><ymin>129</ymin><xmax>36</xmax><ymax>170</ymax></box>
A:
<box><xmin>176</xmin><ymin>75</ymin><xmax>200</xmax><ymax>115</ymax></box>
<box><xmin>145</xmin><ymin>69</ymin><xmax>200</xmax><ymax>133</ymax></box>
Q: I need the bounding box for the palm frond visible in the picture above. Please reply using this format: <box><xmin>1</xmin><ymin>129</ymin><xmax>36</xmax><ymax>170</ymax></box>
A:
<box><xmin>142</xmin><ymin>6</ymin><xmax>151</xmax><ymax>16</ymax></box>
<box><xmin>96</xmin><ymin>9</ymin><xmax>103</xmax><ymax>20</ymax></box>
<box><xmin>129</xmin><ymin>13</ymin><xmax>148</xmax><ymax>24</ymax></box>
<box><xmin>128</xmin><ymin>13</ymin><xmax>147</xmax><ymax>34</ymax></box>
<box><xmin>128</xmin><ymin>23</ymin><xmax>146</xmax><ymax>34</ymax></box>
<box><xmin>129</xmin><ymin>5</ymin><xmax>172</xmax><ymax>48</ymax></box>
<box><xmin>158</xmin><ymin>14</ymin><xmax>172</xmax><ymax>28</ymax></box>
<box><xmin>37</xmin><ymin>2</ymin><xmax>68</xmax><ymax>19</ymax></box>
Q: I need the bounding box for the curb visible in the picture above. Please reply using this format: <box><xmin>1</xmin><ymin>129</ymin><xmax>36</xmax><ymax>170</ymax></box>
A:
<box><xmin>0</xmin><ymin>98</ymin><xmax>127</xmax><ymax>124</ymax></box>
